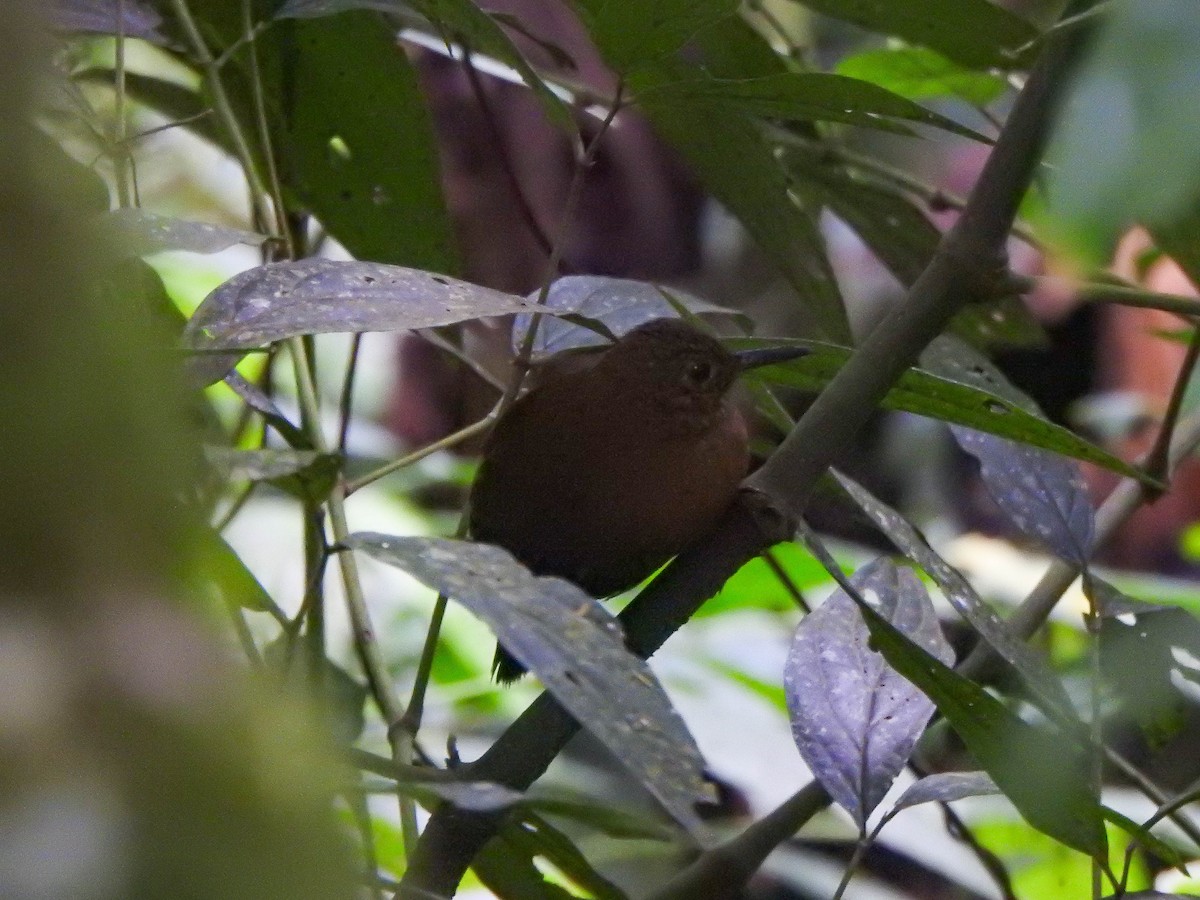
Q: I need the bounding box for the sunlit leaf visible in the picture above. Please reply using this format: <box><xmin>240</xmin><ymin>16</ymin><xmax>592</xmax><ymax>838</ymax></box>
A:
<box><xmin>836</xmin><ymin>46</ymin><xmax>1007</xmax><ymax>105</ymax></box>
<box><xmin>792</xmin><ymin>0</ymin><xmax>1038</xmax><ymax>69</ymax></box>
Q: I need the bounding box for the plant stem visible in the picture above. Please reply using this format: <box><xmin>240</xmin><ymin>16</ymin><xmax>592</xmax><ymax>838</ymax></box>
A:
<box><xmin>345</xmin><ymin>414</ymin><xmax>495</xmax><ymax>495</ymax></box>
<box><xmin>169</xmin><ymin>0</ymin><xmax>276</xmax><ymax>235</ymax></box>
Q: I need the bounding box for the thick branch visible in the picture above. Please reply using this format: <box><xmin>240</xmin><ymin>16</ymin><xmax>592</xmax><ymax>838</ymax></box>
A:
<box><xmin>400</xmin><ymin>12</ymin><xmax>1093</xmax><ymax>897</ymax></box>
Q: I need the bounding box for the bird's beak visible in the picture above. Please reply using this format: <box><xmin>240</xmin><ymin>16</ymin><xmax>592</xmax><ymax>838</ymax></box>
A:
<box><xmin>733</xmin><ymin>344</ymin><xmax>810</xmax><ymax>372</ymax></box>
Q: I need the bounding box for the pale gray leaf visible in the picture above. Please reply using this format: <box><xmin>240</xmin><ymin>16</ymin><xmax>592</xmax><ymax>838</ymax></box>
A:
<box><xmin>183</xmin><ymin>259</ymin><xmax>546</xmax><ymax>384</ymax></box>
<box><xmin>107</xmin><ymin>209</ymin><xmax>267</xmax><ymax>256</ymax></box>
<box><xmin>48</xmin><ymin>0</ymin><xmax>166</xmax><ymax>42</ymax></box>
<box><xmin>513</xmin><ymin>276</ymin><xmax>748</xmax><ymax>357</ymax></box>
<box><xmin>951</xmin><ymin>425</ymin><xmax>1095</xmax><ymax>565</ymax></box>
<box><xmin>832</xmin><ymin>468</ymin><xmax>1079</xmax><ymax>723</ymax></box>
<box><xmin>784</xmin><ymin>558</ymin><xmax>953</xmax><ymax>829</ymax></box>
<box><xmin>204</xmin><ymin>446</ymin><xmax>323</xmax><ymax>482</ymax></box>
<box><xmin>415</xmin><ymin>781</ymin><xmax>525</xmax><ymax>812</ymax></box>
<box><xmin>345</xmin><ymin>534</ymin><xmax>711</xmax><ymax>834</ymax></box>
<box><xmin>891</xmin><ymin>771</ymin><xmax>1000</xmax><ymax>813</ymax></box>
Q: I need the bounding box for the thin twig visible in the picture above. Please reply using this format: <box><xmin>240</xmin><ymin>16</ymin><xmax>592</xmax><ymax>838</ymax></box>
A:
<box><xmin>763</xmin><ymin>547</ymin><xmax>810</xmax><ymax>613</ymax></box>
<box><xmin>242</xmin><ymin>0</ymin><xmax>292</xmax><ymax>253</ymax></box>
<box><xmin>338</xmin><ymin>334</ymin><xmax>364</xmax><ymax>452</ymax></box>
<box><xmin>345</xmin><ymin>414</ymin><xmax>496</xmax><ymax>495</ymax></box>
<box><xmin>419</xmin><ymin>327</ymin><xmax>507</xmax><ymax>391</ymax></box>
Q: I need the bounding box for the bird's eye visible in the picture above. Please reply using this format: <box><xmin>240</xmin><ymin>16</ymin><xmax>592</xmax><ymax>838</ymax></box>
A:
<box><xmin>686</xmin><ymin>360</ymin><xmax>714</xmax><ymax>384</ymax></box>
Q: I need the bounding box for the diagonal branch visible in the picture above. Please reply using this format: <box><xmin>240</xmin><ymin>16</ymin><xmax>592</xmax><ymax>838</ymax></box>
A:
<box><xmin>399</xmin><ymin>9</ymin><xmax>1096</xmax><ymax>897</ymax></box>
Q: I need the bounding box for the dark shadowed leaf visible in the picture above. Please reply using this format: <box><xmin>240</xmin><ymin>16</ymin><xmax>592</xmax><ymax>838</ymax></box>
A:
<box><xmin>280</xmin><ymin>11</ymin><xmax>458</xmax><ymax>272</ymax></box>
<box><xmin>512</xmin><ymin>276</ymin><xmax>748</xmax><ymax>356</ymax></box>
<box><xmin>658</xmin><ymin>73</ymin><xmax>987</xmax><ymax>142</ymax></box>
<box><xmin>818</xmin><ymin>561</ymin><xmax>1107</xmax><ymax>857</ymax></box>
<box><xmin>1084</xmin><ymin>575</ymin><xmax>1172</xmax><ymax>619</ymax></box>
<box><xmin>781</xmin><ymin>142</ymin><xmax>942</xmax><ymax>289</ymax></box>
<box><xmin>947</xmin><ymin>295</ymin><xmax>1048</xmax><ymax>351</ymax></box>
<box><xmin>791</xmin><ymin>0</ymin><xmax>1038</xmax><ymax>69</ymax></box>
<box><xmin>573</xmin><ymin>0</ymin><xmax>738</xmax><ymax>72</ymax></box>
<box><xmin>785</xmin><ymin>558</ymin><xmax>953</xmax><ymax>828</ymax></box>
<box><xmin>919</xmin><ymin>335</ymin><xmax>1042</xmax><ymax>413</ymax></box>
<box><xmin>345</xmin><ymin>534</ymin><xmax>711</xmax><ymax>833</ymax></box>
<box><xmin>49</xmin><ymin>0</ymin><xmax>167</xmax><ymax>42</ymax></box>
<box><xmin>835</xmin><ymin>46</ymin><xmax>1007</xmax><ymax>105</ymax></box>
<box><xmin>636</xmin><ymin>66</ymin><xmax>850</xmax><ymax>342</ymax></box>
<box><xmin>521</xmin><ymin>792</ymin><xmax>676</xmax><ymax>841</ymax></box>
<box><xmin>737</xmin><ymin>338</ymin><xmax>1147</xmax><ymax>481</ymax></box>
<box><xmin>204</xmin><ymin>447</ymin><xmax>339</xmax><ymax>503</ymax></box>
<box><xmin>832</xmin><ymin>469</ymin><xmax>1078</xmax><ymax>723</ymax></box>
<box><xmin>182</xmin><ymin>259</ymin><xmax>543</xmax><ymax>371</ymax></box>
<box><xmin>106</xmin><ymin>209</ymin><xmax>267</xmax><ymax>256</ymax></box>
<box><xmin>1101</xmin><ymin>608</ymin><xmax>1200</xmax><ymax>749</ymax></box>
<box><xmin>951</xmin><ymin>426</ymin><xmax>1096</xmax><ymax>565</ymax></box>
<box><xmin>277</xmin><ymin>0</ymin><xmax>574</xmax><ymax>134</ymax></box>
<box><xmin>223</xmin><ymin>373</ymin><xmax>308</xmax><ymax>449</ymax></box>
<box><xmin>472</xmin><ymin>827</ymin><xmax>585</xmax><ymax>900</ymax></box>
<box><xmin>891</xmin><ymin>772</ymin><xmax>1001</xmax><ymax>814</ymax></box>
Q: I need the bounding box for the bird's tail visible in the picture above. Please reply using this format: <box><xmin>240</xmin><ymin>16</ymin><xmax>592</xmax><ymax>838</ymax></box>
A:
<box><xmin>491</xmin><ymin>642</ymin><xmax>527</xmax><ymax>684</ymax></box>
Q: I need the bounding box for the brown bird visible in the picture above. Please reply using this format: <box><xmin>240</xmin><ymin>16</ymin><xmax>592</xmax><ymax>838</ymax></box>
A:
<box><xmin>469</xmin><ymin>317</ymin><xmax>807</xmax><ymax>682</ymax></box>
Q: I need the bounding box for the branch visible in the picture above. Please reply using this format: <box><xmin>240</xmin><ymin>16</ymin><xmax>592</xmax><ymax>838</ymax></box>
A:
<box><xmin>399</xmin><ymin>11</ymin><xmax>1095</xmax><ymax>897</ymax></box>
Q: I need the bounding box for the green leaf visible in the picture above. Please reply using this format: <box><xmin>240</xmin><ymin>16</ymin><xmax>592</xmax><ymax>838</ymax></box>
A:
<box><xmin>836</xmin><ymin>46</ymin><xmax>1007</xmax><ymax>106</ymax></box>
<box><xmin>692</xmin><ymin>12</ymin><xmax>792</xmax><ymax>79</ymax></box>
<box><xmin>735</xmin><ymin>337</ymin><xmax>1150</xmax><ymax>483</ymax></box>
<box><xmin>521</xmin><ymin>791</ymin><xmax>677</xmax><ymax>841</ymax></box>
<box><xmin>264</xmin><ymin>638</ymin><xmax>368</xmax><ymax>744</ymax></box>
<box><xmin>638</xmin><ymin>80</ymin><xmax>849</xmax><ymax>341</ymax></box>
<box><xmin>705</xmin><ymin>541</ymin><xmax>830</xmax><ymax>616</ymax></box>
<box><xmin>573</xmin><ymin>0</ymin><xmax>739</xmax><ymax>72</ymax></box>
<box><xmin>278</xmin><ymin>0</ymin><xmax>577</xmax><ymax>134</ymax></box>
<box><xmin>281</xmin><ymin>11</ymin><xmax>458</xmax><ymax>272</ymax></box>
<box><xmin>182</xmin><ymin>525</ymin><xmax>278</xmax><ymax>615</ymax></box>
<box><xmin>1101</xmin><ymin>807</ymin><xmax>1191</xmax><ymax>876</ymax></box>
<box><xmin>504</xmin><ymin>814</ymin><xmax>628</xmax><ymax>900</ymax></box>
<box><xmin>844</xmin><ymin>572</ymin><xmax>1107</xmax><ymax>857</ymax></box>
<box><xmin>654</xmin><ymin>72</ymin><xmax>988</xmax><ymax>142</ymax></box>
<box><xmin>780</xmin><ymin>142</ymin><xmax>941</xmax><ymax>287</ymax></box>
<box><xmin>204</xmin><ymin>446</ymin><xmax>340</xmax><ymax>504</ymax></box>
<box><xmin>791</xmin><ymin>0</ymin><xmax>1038</xmax><ymax>70</ymax></box>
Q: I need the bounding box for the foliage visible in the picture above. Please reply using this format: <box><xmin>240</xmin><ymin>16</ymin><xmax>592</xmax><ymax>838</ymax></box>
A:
<box><xmin>28</xmin><ymin>0</ymin><xmax>1200</xmax><ymax>897</ymax></box>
